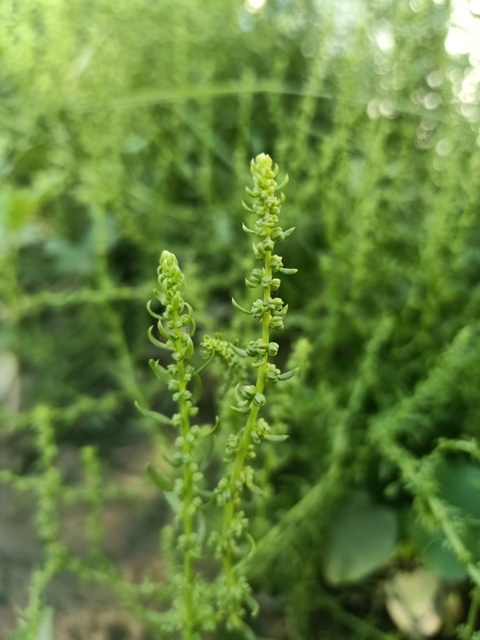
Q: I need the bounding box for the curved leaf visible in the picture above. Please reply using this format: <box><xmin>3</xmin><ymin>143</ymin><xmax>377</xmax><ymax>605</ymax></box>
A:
<box><xmin>135</xmin><ymin>400</ymin><xmax>172</xmax><ymax>426</ymax></box>
<box><xmin>146</xmin><ymin>463</ymin><xmax>174</xmax><ymax>492</ymax></box>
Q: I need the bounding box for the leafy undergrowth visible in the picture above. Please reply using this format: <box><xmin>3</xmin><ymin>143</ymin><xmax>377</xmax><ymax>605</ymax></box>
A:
<box><xmin>2</xmin><ymin>0</ymin><xmax>480</xmax><ymax>638</ymax></box>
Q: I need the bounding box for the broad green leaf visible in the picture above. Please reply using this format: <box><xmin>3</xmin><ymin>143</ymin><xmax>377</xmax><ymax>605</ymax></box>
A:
<box><xmin>436</xmin><ymin>460</ymin><xmax>480</xmax><ymax>519</ymax></box>
<box><xmin>323</xmin><ymin>491</ymin><xmax>397</xmax><ymax>585</ymax></box>
<box><xmin>411</xmin><ymin>459</ymin><xmax>480</xmax><ymax>580</ymax></box>
<box><xmin>423</xmin><ymin>538</ymin><xmax>468</xmax><ymax>581</ymax></box>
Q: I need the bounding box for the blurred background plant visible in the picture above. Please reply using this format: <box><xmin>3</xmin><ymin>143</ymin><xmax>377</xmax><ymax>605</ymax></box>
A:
<box><xmin>2</xmin><ymin>0</ymin><xmax>480</xmax><ymax>638</ymax></box>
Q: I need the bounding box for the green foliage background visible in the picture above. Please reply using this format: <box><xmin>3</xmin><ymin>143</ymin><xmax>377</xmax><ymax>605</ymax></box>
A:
<box><xmin>2</xmin><ymin>0</ymin><xmax>480</xmax><ymax>637</ymax></box>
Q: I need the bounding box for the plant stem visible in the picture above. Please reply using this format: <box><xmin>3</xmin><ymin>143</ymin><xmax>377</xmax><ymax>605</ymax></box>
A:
<box><xmin>223</xmin><ymin>250</ymin><xmax>272</xmax><ymax>583</ymax></box>
<box><xmin>465</xmin><ymin>586</ymin><xmax>480</xmax><ymax>639</ymax></box>
<box><xmin>175</xmin><ymin>348</ymin><xmax>195</xmax><ymax>640</ymax></box>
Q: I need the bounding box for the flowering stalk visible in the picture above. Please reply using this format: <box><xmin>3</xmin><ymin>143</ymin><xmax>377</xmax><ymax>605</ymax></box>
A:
<box><xmin>139</xmin><ymin>155</ymin><xmax>297</xmax><ymax>636</ymax></box>
<box><xmin>212</xmin><ymin>153</ymin><xmax>297</xmax><ymax>627</ymax></box>
<box><xmin>137</xmin><ymin>251</ymin><xmax>202</xmax><ymax>639</ymax></box>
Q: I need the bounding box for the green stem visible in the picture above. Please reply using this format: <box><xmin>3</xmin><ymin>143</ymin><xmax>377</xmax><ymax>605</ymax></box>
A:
<box><xmin>175</xmin><ymin>340</ymin><xmax>195</xmax><ymax>639</ymax></box>
<box><xmin>222</xmin><ymin>251</ymin><xmax>272</xmax><ymax>584</ymax></box>
<box><xmin>465</xmin><ymin>586</ymin><xmax>480</xmax><ymax>639</ymax></box>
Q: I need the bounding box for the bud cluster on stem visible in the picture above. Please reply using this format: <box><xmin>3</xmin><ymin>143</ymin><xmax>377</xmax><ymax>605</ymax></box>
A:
<box><xmin>139</xmin><ymin>154</ymin><xmax>297</xmax><ymax>637</ymax></box>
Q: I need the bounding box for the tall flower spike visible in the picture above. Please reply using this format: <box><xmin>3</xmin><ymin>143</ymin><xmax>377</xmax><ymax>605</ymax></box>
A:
<box><xmin>216</xmin><ymin>154</ymin><xmax>297</xmax><ymax>630</ymax></box>
<box><xmin>139</xmin><ymin>250</ymin><xmax>204</xmax><ymax>639</ymax></box>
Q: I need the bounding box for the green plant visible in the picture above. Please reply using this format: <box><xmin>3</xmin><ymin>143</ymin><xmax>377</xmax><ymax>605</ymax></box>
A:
<box><xmin>4</xmin><ymin>2</ymin><xmax>480</xmax><ymax>638</ymax></box>
<box><xmin>139</xmin><ymin>153</ymin><xmax>297</xmax><ymax>638</ymax></box>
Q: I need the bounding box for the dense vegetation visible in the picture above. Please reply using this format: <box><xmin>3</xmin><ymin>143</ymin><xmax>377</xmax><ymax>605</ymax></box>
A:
<box><xmin>2</xmin><ymin>0</ymin><xmax>480</xmax><ymax>638</ymax></box>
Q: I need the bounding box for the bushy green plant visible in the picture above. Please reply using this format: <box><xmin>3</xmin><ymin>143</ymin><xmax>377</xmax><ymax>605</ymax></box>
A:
<box><xmin>2</xmin><ymin>0</ymin><xmax>480</xmax><ymax>638</ymax></box>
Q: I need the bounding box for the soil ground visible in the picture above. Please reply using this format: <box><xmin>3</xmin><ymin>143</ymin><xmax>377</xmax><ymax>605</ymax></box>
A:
<box><xmin>0</xmin><ymin>436</ymin><xmax>164</xmax><ymax>640</ymax></box>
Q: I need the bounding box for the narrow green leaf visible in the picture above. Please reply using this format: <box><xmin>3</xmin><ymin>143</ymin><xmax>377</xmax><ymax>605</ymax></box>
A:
<box><xmin>152</xmin><ymin>287</ymin><xmax>164</xmax><ymax>302</ymax></box>
<box><xmin>244</xmin><ymin>531</ymin><xmax>256</xmax><ymax>562</ymax></box>
<box><xmin>146</xmin><ymin>299</ymin><xmax>162</xmax><ymax>319</ymax></box>
<box><xmin>185</xmin><ymin>302</ymin><xmax>196</xmax><ymax>335</ymax></box>
<box><xmin>232</xmin><ymin>297</ymin><xmax>252</xmax><ymax>315</ymax></box>
<box><xmin>183</xmin><ymin>335</ymin><xmax>194</xmax><ymax>359</ymax></box>
<box><xmin>135</xmin><ymin>400</ymin><xmax>172</xmax><ymax>425</ymax></box>
<box><xmin>264</xmin><ymin>434</ymin><xmax>289</xmax><ymax>442</ymax></box>
<box><xmin>161</xmin><ymin>449</ymin><xmax>182</xmax><ymax>468</ymax></box>
<box><xmin>149</xmin><ymin>359</ymin><xmax>169</xmax><ymax>381</ymax></box>
<box><xmin>231</xmin><ymin>344</ymin><xmax>248</xmax><ymax>357</ymax></box>
<box><xmin>199</xmin><ymin>432</ymin><xmax>215</xmax><ymax>471</ymax></box>
<box><xmin>241</xmin><ymin>219</ymin><xmax>255</xmax><ymax>231</ymax></box>
<box><xmin>246</xmin><ymin>594</ymin><xmax>260</xmax><ymax>618</ymax></box>
<box><xmin>198</xmin><ymin>416</ymin><xmax>221</xmax><ymax>437</ymax></box>
<box><xmin>146</xmin><ymin>463</ymin><xmax>174</xmax><ymax>492</ymax></box>
<box><xmin>193</xmin><ymin>352</ymin><xmax>214</xmax><ymax>376</ymax></box>
<box><xmin>196</xmin><ymin>510</ymin><xmax>207</xmax><ymax>546</ymax></box>
<box><xmin>249</xmin><ymin>483</ymin><xmax>265</xmax><ymax>496</ymax></box>
<box><xmin>156</xmin><ymin>318</ymin><xmax>171</xmax><ymax>340</ymax></box>
<box><xmin>148</xmin><ymin>325</ymin><xmax>169</xmax><ymax>350</ymax></box>
<box><xmin>192</xmin><ymin>373</ymin><xmax>202</xmax><ymax>405</ymax></box>
<box><xmin>278</xmin><ymin>368</ymin><xmax>298</xmax><ymax>381</ymax></box>
<box><xmin>229</xmin><ymin>403</ymin><xmax>250</xmax><ymax>414</ymax></box>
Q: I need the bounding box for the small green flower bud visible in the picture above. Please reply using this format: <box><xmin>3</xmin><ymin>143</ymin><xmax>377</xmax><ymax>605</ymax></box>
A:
<box><xmin>256</xmin><ymin>418</ymin><xmax>271</xmax><ymax>438</ymax></box>
<box><xmin>270</xmin><ymin>297</ymin><xmax>284</xmax><ymax>311</ymax></box>
<box><xmin>260</xmin><ymin>274</ymin><xmax>281</xmax><ymax>290</ymax></box>
<box><xmin>226</xmin><ymin>434</ymin><xmax>240</xmax><ymax>453</ymax></box>
<box><xmin>173</xmin><ymin>389</ymin><xmax>192</xmax><ymax>403</ymax></box>
<box><xmin>266</xmin><ymin>363</ymin><xmax>281</xmax><ymax>383</ymax></box>
<box><xmin>269</xmin><ymin>254</ymin><xmax>284</xmax><ymax>271</ymax></box>
<box><xmin>270</xmin><ymin>278</ymin><xmax>282</xmax><ymax>291</ymax></box>
<box><xmin>253</xmin><ymin>242</ymin><xmax>266</xmax><ymax>260</ymax></box>
<box><xmin>271</xmin><ymin>227</ymin><xmax>286</xmax><ymax>242</ymax></box>
<box><xmin>171</xmin><ymin>413</ymin><xmax>182</xmax><ymax>427</ymax></box>
<box><xmin>240</xmin><ymin>385</ymin><xmax>257</xmax><ymax>400</ymax></box>
<box><xmin>253</xmin><ymin>392</ymin><xmax>266</xmax><ymax>407</ymax></box>
<box><xmin>251</xmin><ymin>299</ymin><xmax>266</xmax><ymax>320</ymax></box>
<box><xmin>267</xmin><ymin>342</ymin><xmax>279</xmax><ymax>356</ymax></box>
<box><xmin>167</xmin><ymin>379</ymin><xmax>180</xmax><ymax>392</ymax></box>
<box><xmin>261</xmin><ymin>237</ymin><xmax>275</xmax><ymax>253</ymax></box>
<box><xmin>240</xmin><ymin>466</ymin><xmax>255</xmax><ymax>487</ymax></box>
<box><xmin>270</xmin><ymin>316</ymin><xmax>285</xmax><ymax>330</ymax></box>
<box><xmin>245</xmin><ymin>339</ymin><xmax>268</xmax><ymax>357</ymax></box>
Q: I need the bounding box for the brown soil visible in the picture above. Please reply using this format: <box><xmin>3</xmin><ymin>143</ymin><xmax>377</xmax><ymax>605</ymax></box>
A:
<box><xmin>0</xmin><ymin>437</ymin><xmax>166</xmax><ymax>640</ymax></box>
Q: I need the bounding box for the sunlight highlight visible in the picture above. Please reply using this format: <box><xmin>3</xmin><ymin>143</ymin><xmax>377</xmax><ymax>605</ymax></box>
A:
<box><xmin>245</xmin><ymin>0</ymin><xmax>267</xmax><ymax>13</ymax></box>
